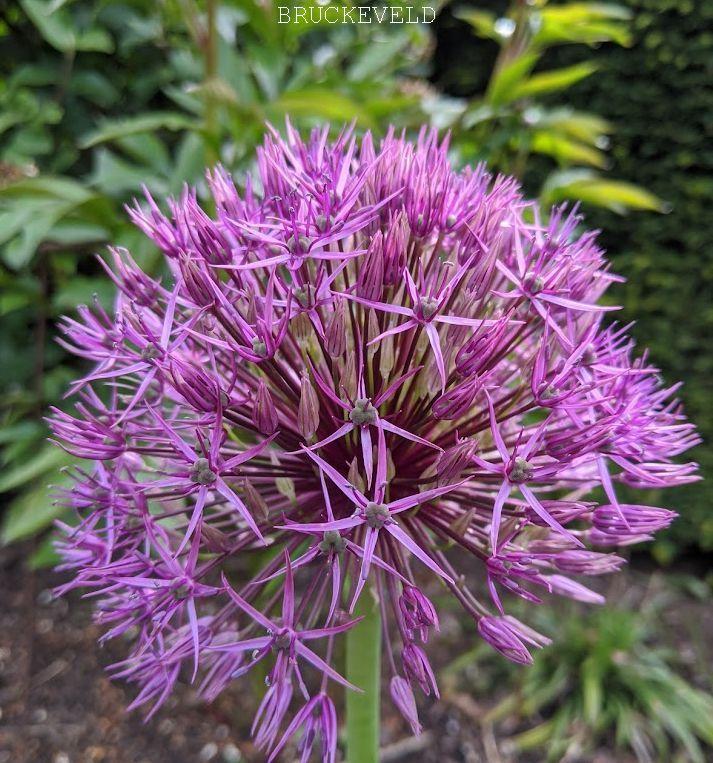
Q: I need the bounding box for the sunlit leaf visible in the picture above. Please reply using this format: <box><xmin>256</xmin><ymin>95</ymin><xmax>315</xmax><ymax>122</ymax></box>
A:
<box><xmin>531</xmin><ymin>131</ymin><xmax>607</xmax><ymax>167</ymax></box>
<box><xmin>512</xmin><ymin>62</ymin><xmax>598</xmax><ymax>99</ymax></box>
<box><xmin>542</xmin><ymin>170</ymin><xmax>668</xmax><ymax>212</ymax></box>
<box><xmin>454</xmin><ymin>8</ymin><xmax>500</xmax><ymax>42</ymax></box>
<box><xmin>535</xmin><ymin>108</ymin><xmax>613</xmax><ymax>145</ymax></box>
<box><xmin>535</xmin><ymin>3</ymin><xmax>632</xmax><ymax>47</ymax></box>
<box><xmin>486</xmin><ymin>53</ymin><xmax>539</xmax><ymax>107</ymax></box>
<box><xmin>269</xmin><ymin>89</ymin><xmax>373</xmax><ymax>127</ymax></box>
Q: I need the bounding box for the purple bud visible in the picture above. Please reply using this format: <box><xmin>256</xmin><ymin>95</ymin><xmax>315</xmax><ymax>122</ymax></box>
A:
<box><xmin>399</xmin><ymin>586</ymin><xmax>439</xmax><ymax>642</ymax></box>
<box><xmin>297</xmin><ymin>374</ymin><xmax>319</xmax><ymax>440</ymax></box>
<box><xmin>553</xmin><ymin>550</ymin><xmax>625</xmax><ymax>575</ymax></box>
<box><xmin>478</xmin><ymin>615</ymin><xmax>551</xmax><ymax>665</ymax></box>
<box><xmin>546</xmin><ymin>574</ymin><xmax>605</xmax><ymax>604</ymax></box>
<box><xmin>324</xmin><ymin>300</ymin><xmax>346</xmax><ymax>358</ymax></box>
<box><xmin>592</xmin><ymin>504</ymin><xmax>677</xmax><ymax>543</ymax></box>
<box><xmin>168</xmin><ymin>360</ymin><xmax>228</xmax><ymax>413</ymax></box>
<box><xmin>432</xmin><ymin>374</ymin><xmax>483</xmax><ymax>420</ymax></box>
<box><xmin>357</xmin><ymin>231</ymin><xmax>385</xmax><ymax>301</ymax></box>
<box><xmin>255</xmin><ymin>380</ymin><xmax>279</xmax><ymax>434</ymax></box>
<box><xmin>242</xmin><ymin>478</ymin><xmax>270</xmax><ymax>522</ymax></box>
<box><xmin>383</xmin><ymin>211</ymin><xmax>409</xmax><ymax>285</ymax></box>
<box><xmin>390</xmin><ymin>676</ymin><xmax>422</xmax><ymax>735</ymax></box>
<box><xmin>402</xmin><ymin>643</ymin><xmax>439</xmax><ymax>697</ymax></box>
<box><xmin>436</xmin><ymin>436</ymin><xmax>477</xmax><ymax>484</ymax></box>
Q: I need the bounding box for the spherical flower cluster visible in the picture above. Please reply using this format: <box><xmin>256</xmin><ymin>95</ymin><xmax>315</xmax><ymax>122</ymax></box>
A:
<box><xmin>52</xmin><ymin>123</ymin><xmax>699</xmax><ymax>759</ymax></box>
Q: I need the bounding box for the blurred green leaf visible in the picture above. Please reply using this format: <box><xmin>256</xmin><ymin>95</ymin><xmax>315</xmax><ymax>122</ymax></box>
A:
<box><xmin>2</xmin><ymin>207</ymin><xmax>68</xmax><ymax>268</ymax></box>
<box><xmin>542</xmin><ymin>170</ymin><xmax>668</xmax><ymax>212</ymax></box>
<box><xmin>0</xmin><ymin>421</ymin><xmax>44</xmax><ymax>447</ymax></box>
<box><xmin>535</xmin><ymin>3</ymin><xmax>632</xmax><ymax>47</ymax></box>
<box><xmin>269</xmin><ymin>88</ymin><xmax>373</xmax><ymax>126</ymax></box>
<box><xmin>27</xmin><ymin>533</ymin><xmax>61</xmax><ymax>569</ymax></box>
<box><xmin>531</xmin><ymin>131</ymin><xmax>607</xmax><ymax>167</ymax></box>
<box><xmin>21</xmin><ymin>0</ymin><xmax>114</xmax><ymax>53</ymax></box>
<box><xmin>79</xmin><ymin>112</ymin><xmax>197</xmax><ymax>149</ymax></box>
<box><xmin>0</xmin><ymin>445</ymin><xmax>72</xmax><ymax>494</ymax></box>
<box><xmin>454</xmin><ymin>8</ymin><xmax>500</xmax><ymax>42</ymax></box>
<box><xmin>534</xmin><ymin>109</ymin><xmax>612</xmax><ymax>145</ymax></box>
<box><xmin>0</xmin><ymin>176</ymin><xmax>94</xmax><ymax>202</ymax></box>
<box><xmin>347</xmin><ymin>35</ymin><xmax>410</xmax><ymax>81</ymax></box>
<box><xmin>1</xmin><ymin>473</ymin><xmax>71</xmax><ymax>544</ymax></box>
<box><xmin>512</xmin><ymin>62</ymin><xmax>598</xmax><ymax>99</ymax></box>
<box><xmin>169</xmin><ymin>132</ymin><xmax>207</xmax><ymax>193</ymax></box>
<box><xmin>486</xmin><ymin>53</ymin><xmax>539</xmax><ymax>107</ymax></box>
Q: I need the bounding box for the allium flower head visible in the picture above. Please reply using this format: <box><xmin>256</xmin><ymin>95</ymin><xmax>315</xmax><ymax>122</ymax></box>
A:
<box><xmin>52</xmin><ymin>122</ymin><xmax>700</xmax><ymax>756</ymax></box>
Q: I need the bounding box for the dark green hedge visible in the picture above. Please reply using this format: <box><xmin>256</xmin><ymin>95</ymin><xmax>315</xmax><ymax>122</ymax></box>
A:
<box><xmin>549</xmin><ymin>0</ymin><xmax>713</xmax><ymax>554</ymax></box>
<box><xmin>434</xmin><ymin>0</ymin><xmax>713</xmax><ymax>553</ymax></box>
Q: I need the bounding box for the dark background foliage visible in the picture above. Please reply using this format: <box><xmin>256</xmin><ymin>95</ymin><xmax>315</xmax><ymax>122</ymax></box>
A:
<box><xmin>432</xmin><ymin>0</ymin><xmax>713</xmax><ymax>556</ymax></box>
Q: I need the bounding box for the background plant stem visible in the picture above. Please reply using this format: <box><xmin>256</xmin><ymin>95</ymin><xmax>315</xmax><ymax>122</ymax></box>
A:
<box><xmin>346</xmin><ymin>589</ymin><xmax>382</xmax><ymax>763</ymax></box>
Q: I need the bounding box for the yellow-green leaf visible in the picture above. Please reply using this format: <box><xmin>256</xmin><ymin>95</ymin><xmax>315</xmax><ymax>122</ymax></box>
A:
<box><xmin>531</xmin><ymin>131</ymin><xmax>606</xmax><ymax>168</ymax></box>
<box><xmin>487</xmin><ymin>53</ymin><xmax>539</xmax><ymax>107</ymax></box>
<box><xmin>542</xmin><ymin>170</ymin><xmax>668</xmax><ymax>213</ymax></box>
<box><xmin>512</xmin><ymin>62</ymin><xmax>598</xmax><ymax>99</ymax></box>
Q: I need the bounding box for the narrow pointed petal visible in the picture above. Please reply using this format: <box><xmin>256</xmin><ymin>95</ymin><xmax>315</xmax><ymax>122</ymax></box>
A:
<box><xmin>385</xmin><ymin>523</ymin><xmax>454</xmax><ymax>583</ymax></box>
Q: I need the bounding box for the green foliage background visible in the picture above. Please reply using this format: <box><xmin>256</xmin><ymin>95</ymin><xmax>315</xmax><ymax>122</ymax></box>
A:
<box><xmin>554</xmin><ymin>0</ymin><xmax>713</xmax><ymax>553</ymax></box>
<box><xmin>0</xmin><ymin>0</ymin><xmax>437</xmax><ymax>553</ymax></box>
<box><xmin>434</xmin><ymin>0</ymin><xmax>713</xmax><ymax>554</ymax></box>
<box><xmin>0</xmin><ymin>0</ymin><xmax>710</xmax><ymax>558</ymax></box>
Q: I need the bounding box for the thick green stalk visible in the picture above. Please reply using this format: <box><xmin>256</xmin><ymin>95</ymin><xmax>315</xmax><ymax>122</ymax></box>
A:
<box><xmin>346</xmin><ymin>589</ymin><xmax>382</xmax><ymax>763</ymax></box>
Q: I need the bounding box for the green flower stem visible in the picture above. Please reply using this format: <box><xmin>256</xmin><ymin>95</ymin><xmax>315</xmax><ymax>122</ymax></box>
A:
<box><xmin>346</xmin><ymin>589</ymin><xmax>382</xmax><ymax>763</ymax></box>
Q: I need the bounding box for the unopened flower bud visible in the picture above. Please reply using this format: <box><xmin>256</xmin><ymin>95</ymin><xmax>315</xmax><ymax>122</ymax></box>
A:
<box><xmin>436</xmin><ymin>437</ymin><xmax>477</xmax><ymax>484</ymax></box>
<box><xmin>325</xmin><ymin>300</ymin><xmax>346</xmax><ymax>358</ymax></box>
<box><xmin>291</xmin><ymin>311</ymin><xmax>312</xmax><ymax>345</ymax></box>
<box><xmin>255</xmin><ymin>380</ymin><xmax>279</xmax><ymax>434</ymax></box>
<box><xmin>433</xmin><ymin>375</ymin><xmax>482</xmax><ymax>420</ymax></box>
<box><xmin>242</xmin><ymin>478</ymin><xmax>270</xmax><ymax>522</ymax></box>
<box><xmin>357</xmin><ymin>231</ymin><xmax>384</xmax><ymax>301</ymax></box>
<box><xmin>298</xmin><ymin>374</ymin><xmax>319</xmax><ymax>440</ymax></box>
<box><xmin>384</xmin><ymin>211</ymin><xmax>409</xmax><ymax>285</ymax></box>
<box><xmin>339</xmin><ymin>353</ymin><xmax>357</xmax><ymax>400</ymax></box>
<box><xmin>201</xmin><ymin>524</ymin><xmax>232</xmax><ymax>552</ymax></box>
<box><xmin>399</xmin><ymin>586</ymin><xmax>439</xmax><ymax>642</ymax></box>
<box><xmin>545</xmin><ymin>574</ymin><xmax>605</xmax><ymax>604</ymax></box>
<box><xmin>477</xmin><ymin>615</ymin><xmax>550</xmax><ymax>665</ymax></box>
<box><xmin>449</xmin><ymin>506</ymin><xmax>476</xmax><ymax>537</ymax></box>
<box><xmin>347</xmin><ymin>457</ymin><xmax>366</xmax><ymax>494</ymax></box>
<box><xmin>390</xmin><ymin>676</ymin><xmax>421</xmax><ymax>735</ymax></box>
<box><xmin>402</xmin><ymin>643</ymin><xmax>439</xmax><ymax>697</ymax></box>
<box><xmin>379</xmin><ymin>335</ymin><xmax>395</xmax><ymax>378</ymax></box>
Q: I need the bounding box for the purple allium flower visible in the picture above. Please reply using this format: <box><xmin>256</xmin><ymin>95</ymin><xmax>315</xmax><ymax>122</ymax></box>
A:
<box><xmin>51</xmin><ymin>122</ymin><xmax>700</xmax><ymax>756</ymax></box>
